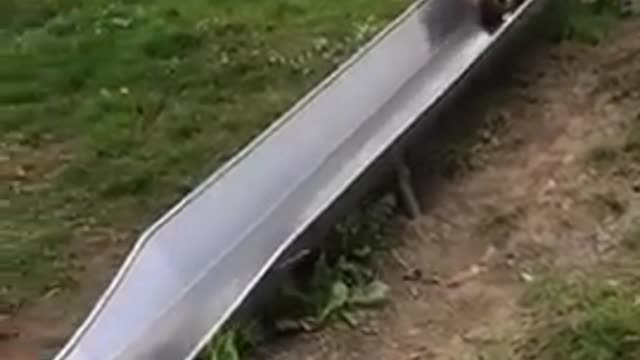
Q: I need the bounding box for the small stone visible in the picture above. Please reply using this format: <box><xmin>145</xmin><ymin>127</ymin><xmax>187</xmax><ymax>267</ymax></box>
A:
<box><xmin>361</xmin><ymin>325</ymin><xmax>378</xmax><ymax>335</ymax></box>
<box><xmin>403</xmin><ymin>268</ymin><xmax>423</xmax><ymax>281</ymax></box>
<box><xmin>15</xmin><ymin>166</ymin><xmax>27</xmax><ymax>178</ymax></box>
<box><xmin>446</xmin><ymin>265</ymin><xmax>484</xmax><ymax>288</ymax></box>
<box><xmin>425</xmin><ymin>274</ymin><xmax>442</xmax><ymax>285</ymax></box>
<box><xmin>463</xmin><ymin>325</ymin><xmax>494</xmax><ymax>342</ymax></box>
<box><xmin>545</xmin><ymin>179</ymin><xmax>557</xmax><ymax>191</ymax></box>
<box><xmin>409</xmin><ymin>286</ymin><xmax>421</xmax><ymax>299</ymax></box>
<box><xmin>520</xmin><ymin>272</ymin><xmax>535</xmax><ymax>283</ymax></box>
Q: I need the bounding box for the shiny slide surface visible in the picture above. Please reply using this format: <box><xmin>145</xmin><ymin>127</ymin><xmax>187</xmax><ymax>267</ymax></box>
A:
<box><xmin>54</xmin><ymin>0</ymin><xmax>549</xmax><ymax>359</ymax></box>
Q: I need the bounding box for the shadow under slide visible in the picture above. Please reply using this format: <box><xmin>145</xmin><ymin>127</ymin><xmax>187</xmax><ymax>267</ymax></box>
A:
<box><xmin>54</xmin><ymin>0</ymin><xmax>550</xmax><ymax>359</ymax></box>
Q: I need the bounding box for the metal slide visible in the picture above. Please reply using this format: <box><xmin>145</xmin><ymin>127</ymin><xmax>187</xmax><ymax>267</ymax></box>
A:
<box><xmin>54</xmin><ymin>0</ymin><xmax>550</xmax><ymax>359</ymax></box>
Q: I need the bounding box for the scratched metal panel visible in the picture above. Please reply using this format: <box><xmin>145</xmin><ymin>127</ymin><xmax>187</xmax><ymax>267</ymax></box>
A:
<box><xmin>54</xmin><ymin>0</ymin><xmax>549</xmax><ymax>359</ymax></box>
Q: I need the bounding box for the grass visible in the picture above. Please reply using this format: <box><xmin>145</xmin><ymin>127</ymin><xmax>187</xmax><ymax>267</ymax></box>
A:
<box><xmin>560</xmin><ymin>0</ymin><xmax>627</xmax><ymax>43</ymax></box>
<box><xmin>0</xmin><ymin>0</ymin><xmax>409</xmax><ymax>307</ymax></box>
<box><xmin>521</xmin><ymin>267</ymin><xmax>640</xmax><ymax>360</ymax></box>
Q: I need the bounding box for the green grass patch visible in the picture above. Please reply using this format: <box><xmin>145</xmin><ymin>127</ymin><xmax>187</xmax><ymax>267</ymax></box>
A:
<box><xmin>0</xmin><ymin>0</ymin><xmax>408</xmax><ymax>307</ymax></box>
<box><xmin>521</xmin><ymin>271</ymin><xmax>640</xmax><ymax>360</ymax></box>
<box><xmin>560</xmin><ymin>0</ymin><xmax>627</xmax><ymax>43</ymax></box>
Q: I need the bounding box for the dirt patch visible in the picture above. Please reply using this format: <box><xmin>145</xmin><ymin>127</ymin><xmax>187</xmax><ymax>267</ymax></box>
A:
<box><xmin>256</xmin><ymin>19</ymin><xmax>640</xmax><ymax>360</ymax></box>
<box><xmin>0</xmin><ymin>141</ymin><xmax>72</xmax><ymax>187</ymax></box>
<box><xmin>0</xmin><ymin>227</ymin><xmax>135</xmax><ymax>360</ymax></box>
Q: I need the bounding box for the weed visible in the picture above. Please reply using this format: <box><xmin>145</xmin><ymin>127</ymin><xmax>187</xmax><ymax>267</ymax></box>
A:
<box><xmin>200</xmin><ymin>326</ymin><xmax>258</xmax><ymax>360</ymax></box>
<box><xmin>272</xmin><ymin>255</ymin><xmax>390</xmax><ymax>333</ymax></box>
<box><xmin>269</xmin><ymin>196</ymin><xmax>397</xmax><ymax>334</ymax></box>
<box><xmin>561</xmin><ymin>0</ymin><xmax>627</xmax><ymax>43</ymax></box>
<box><xmin>333</xmin><ymin>194</ymin><xmax>397</xmax><ymax>254</ymax></box>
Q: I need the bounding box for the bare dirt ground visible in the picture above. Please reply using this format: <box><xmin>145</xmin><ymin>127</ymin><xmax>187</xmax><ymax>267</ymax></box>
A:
<box><xmin>257</xmin><ymin>19</ymin><xmax>640</xmax><ymax>360</ymax></box>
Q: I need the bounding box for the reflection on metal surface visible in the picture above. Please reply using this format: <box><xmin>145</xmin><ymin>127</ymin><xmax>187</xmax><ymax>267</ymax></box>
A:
<box><xmin>54</xmin><ymin>0</ymin><xmax>548</xmax><ymax>359</ymax></box>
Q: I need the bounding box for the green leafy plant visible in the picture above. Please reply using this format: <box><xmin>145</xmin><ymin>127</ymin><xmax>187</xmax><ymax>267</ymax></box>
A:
<box><xmin>274</xmin><ymin>255</ymin><xmax>390</xmax><ymax>333</ymax></box>
<box><xmin>266</xmin><ymin>197</ymin><xmax>395</xmax><ymax>333</ymax></box>
<box><xmin>562</xmin><ymin>0</ymin><xmax>626</xmax><ymax>43</ymax></box>
<box><xmin>200</xmin><ymin>325</ymin><xmax>259</xmax><ymax>360</ymax></box>
<box><xmin>204</xmin><ymin>331</ymin><xmax>241</xmax><ymax>360</ymax></box>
